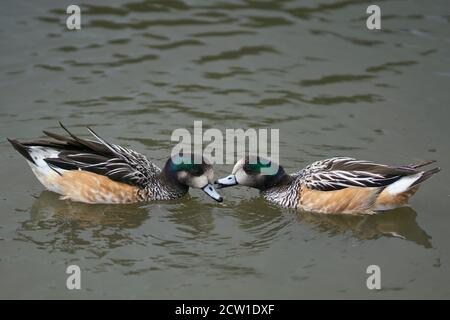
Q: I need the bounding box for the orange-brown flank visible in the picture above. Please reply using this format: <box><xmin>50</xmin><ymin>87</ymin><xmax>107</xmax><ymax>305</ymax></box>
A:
<box><xmin>374</xmin><ymin>186</ymin><xmax>419</xmax><ymax>210</ymax></box>
<box><xmin>298</xmin><ymin>185</ymin><xmax>382</xmax><ymax>214</ymax></box>
<box><xmin>298</xmin><ymin>184</ymin><xmax>421</xmax><ymax>214</ymax></box>
<box><xmin>48</xmin><ymin>170</ymin><xmax>140</xmax><ymax>204</ymax></box>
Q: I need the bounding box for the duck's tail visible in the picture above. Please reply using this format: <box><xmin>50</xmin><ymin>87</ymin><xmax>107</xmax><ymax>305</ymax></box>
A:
<box><xmin>7</xmin><ymin>138</ymin><xmax>62</xmax><ymax>168</ymax></box>
<box><xmin>7</xmin><ymin>137</ymin><xmax>65</xmax><ymax>193</ymax></box>
<box><xmin>405</xmin><ymin>160</ymin><xmax>441</xmax><ymax>189</ymax></box>
<box><xmin>410</xmin><ymin>167</ymin><xmax>441</xmax><ymax>188</ymax></box>
<box><xmin>385</xmin><ymin>165</ymin><xmax>440</xmax><ymax>195</ymax></box>
<box><xmin>7</xmin><ymin>138</ymin><xmax>36</xmax><ymax>164</ymax></box>
<box><xmin>374</xmin><ymin>163</ymin><xmax>440</xmax><ymax>211</ymax></box>
<box><xmin>407</xmin><ymin>159</ymin><xmax>437</xmax><ymax>169</ymax></box>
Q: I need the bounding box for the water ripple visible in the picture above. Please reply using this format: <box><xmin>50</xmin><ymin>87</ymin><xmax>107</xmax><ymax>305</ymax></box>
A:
<box><xmin>63</xmin><ymin>53</ymin><xmax>159</xmax><ymax>68</ymax></box>
<box><xmin>300</xmin><ymin>74</ymin><xmax>376</xmax><ymax>86</ymax></box>
<box><xmin>195</xmin><ymin>45</ymin><xmax>278</xmax><ymax>64</ymax></box>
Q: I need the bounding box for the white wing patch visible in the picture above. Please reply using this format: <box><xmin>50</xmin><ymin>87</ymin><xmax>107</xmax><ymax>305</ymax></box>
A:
<box><xmin>385</xmin><ymin>173</ymin><xmax>422</xmax><ymax>195</ymax></box>
<box><xmin>26</xmin><ymin>146</ymin><xmax>65</xmax><ymax>194</ymax></box>
<box><xmin>27</xmin><ymin>146</ymin><xmax>60</xmax><ymax>169</ymax></box>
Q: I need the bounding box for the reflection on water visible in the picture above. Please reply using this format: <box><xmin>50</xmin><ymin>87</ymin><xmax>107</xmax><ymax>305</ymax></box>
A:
<box><xmin>234</xmin><ymin>198</ymin><xmax>432</xmax><ymax>248</ymax></box>
<box><xmin>26</xmin><ymin>191</ymin><xmax>149</xmax><ymax>229</ymax></box>
<box><xmin>299</xmin><ymin>207</ymin><xmax>432</xmax><ymax>248</ymax></box>
<box><xmin>1</xmin><ymin>0</ymin><xmax>449</xmax><ymax>298</ymax></box>
<box><xmin>19</xmin><ymin>191</ymin><xmax>432</xmax><ymax>257</ymax></box>
<box><xmin>165</xmin><ymin>201</ymin><xmax>216</xmax><ymax>236</ymax></box>
<box><xmin>17</xmin><ymin>191</ymin><xmax>150</xmax><ymax>254</ymax></box>
<box><xmin>231</xmin><ymin>198</ymin><xmax>296</xmax><ymax>252</ymax></box>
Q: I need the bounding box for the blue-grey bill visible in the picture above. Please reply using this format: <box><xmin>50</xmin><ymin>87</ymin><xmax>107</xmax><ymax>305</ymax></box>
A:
<box><xmin>202</xmin><ymin>183</ymin><xmax>223</xmax><ymax>202</ymax></box>
<box><xmin>215</xmin><ymin>175</ymin><xmax>237</xmax><ymax>189</ymax></box>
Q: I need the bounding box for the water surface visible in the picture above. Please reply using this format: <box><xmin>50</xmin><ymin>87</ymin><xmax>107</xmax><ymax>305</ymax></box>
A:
<box><xmin>1</xmin><ymin>0</ymin><xmax>449</xmax><ymax>299</ymax></box>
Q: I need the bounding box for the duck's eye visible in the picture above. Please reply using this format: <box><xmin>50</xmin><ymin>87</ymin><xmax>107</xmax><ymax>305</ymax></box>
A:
<box><xmin>190</xmin><ymin>166</ymin><xmax>204</xmax><ymax>176</ymax></box>
<box><xmin>244</xmin><ymin>161</ymin><xmax>272</xmax><ymax>174</ymax></box>
<box><xmin>243</xmin><ymin>164</ymin><xmax>257</xmax><ymax>174</ymax></box>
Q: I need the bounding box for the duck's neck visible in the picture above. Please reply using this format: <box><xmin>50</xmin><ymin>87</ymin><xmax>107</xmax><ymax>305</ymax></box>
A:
<box><xmin>259</xmin><ymin>171</ymin><xmax>294</xmax><ymax>191</ymax></box>
<box><xmin>160</xmin><ymin>169</ymin><xmax>190</xmax><ymax>197</ymax></box>
<box><xmin>260</xmin><ymin>174</ymin><xmax>300</xmax><ymax>208</ymax></box>
<box><xmin>141</xmin><ymin>170</ymin><xmax>189</xmax><ymax>201</ymax></box>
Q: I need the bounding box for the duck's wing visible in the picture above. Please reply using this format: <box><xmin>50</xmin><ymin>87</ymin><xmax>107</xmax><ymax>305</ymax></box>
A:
<box><xmin>32</xmin><ymin>123</ymin><xmax>161</xmax><ymax>188</ymax></box>
<box><xmin>298</xmin><ymin>157</ymin><xmax>421</xmax><ymax>191</ymax></box>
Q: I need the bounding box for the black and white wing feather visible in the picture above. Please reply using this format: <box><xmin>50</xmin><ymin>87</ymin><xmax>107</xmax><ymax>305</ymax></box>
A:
<box><xmin>297</xmin><ymin>157</ymin><xmax>419</xmax><ymax>191</ymax></box>
<box><xmin>37</xmin><ymin>123</ymin><xmax>160</xmax><ymax>188</ymax></box>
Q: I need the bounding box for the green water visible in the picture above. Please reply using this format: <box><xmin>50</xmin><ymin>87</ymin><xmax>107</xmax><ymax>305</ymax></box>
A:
<box><xmin>0</xmin><ymin>0</ymin><xmax>449</xmax><ymax>299</ymax></box>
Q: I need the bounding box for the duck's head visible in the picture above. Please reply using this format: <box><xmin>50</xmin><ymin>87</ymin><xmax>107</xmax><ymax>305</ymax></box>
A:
<box><xmin>215</xmin><ymin>156</ymin><xmax>285</xmax><ymax>190</ymax></box>
<box><xmin>164</xmin><ymin>153</ymin><xmax>223</xmax><ymax>202</ymax></box>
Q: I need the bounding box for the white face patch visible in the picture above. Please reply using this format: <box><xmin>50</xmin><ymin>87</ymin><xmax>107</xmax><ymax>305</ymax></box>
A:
<box><xmin>176</xmin><ymin>170</ymin><xmax>188</xmax><ymax>182</ymax></box>
<box><xmin>204</xmin><ymin>167</ymin><xmax>214</xmax><ymax>184</ymax></box>
<box><xmin>187</xmin><ymin>175</ymin><xmax>209</xmax><ymax>189</ymax></box>
<box><xmin>232</xmin><ymin>158</ymin><xmax>246</xmax><ymax>175</ymax></box>
<box><xmin>235</xmin><ymin>168</ymin><xmax>254</xmax><ymax>187</ymax></box>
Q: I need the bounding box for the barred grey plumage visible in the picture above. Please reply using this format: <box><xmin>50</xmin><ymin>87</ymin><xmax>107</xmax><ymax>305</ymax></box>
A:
<box><xmin>293</xmin><ymin>157</ymin><xmax>406</xmax><ymax>191</ymax></box>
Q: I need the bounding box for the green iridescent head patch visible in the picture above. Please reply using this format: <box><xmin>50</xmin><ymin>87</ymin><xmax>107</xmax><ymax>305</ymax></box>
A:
<box><xmin>244</xmin><ymin>157</ymin><xmax>278</xmax><ymax>175</ymax></box>
<box><xmin>170</xmin><ymin>154</ymin><xmax>204</xmax><ymax>173</ymax></box>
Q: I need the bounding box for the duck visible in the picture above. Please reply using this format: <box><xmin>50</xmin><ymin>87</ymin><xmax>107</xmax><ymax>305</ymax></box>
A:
<box><xmin>216</xmin><ymin>156</ymin><xmax>440</xmax><ymax>214</ymax></box>
<box><xmin>8</xmin><ymin>123</ymin><xmax>223</xmax><ymax>204</ymax></box>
